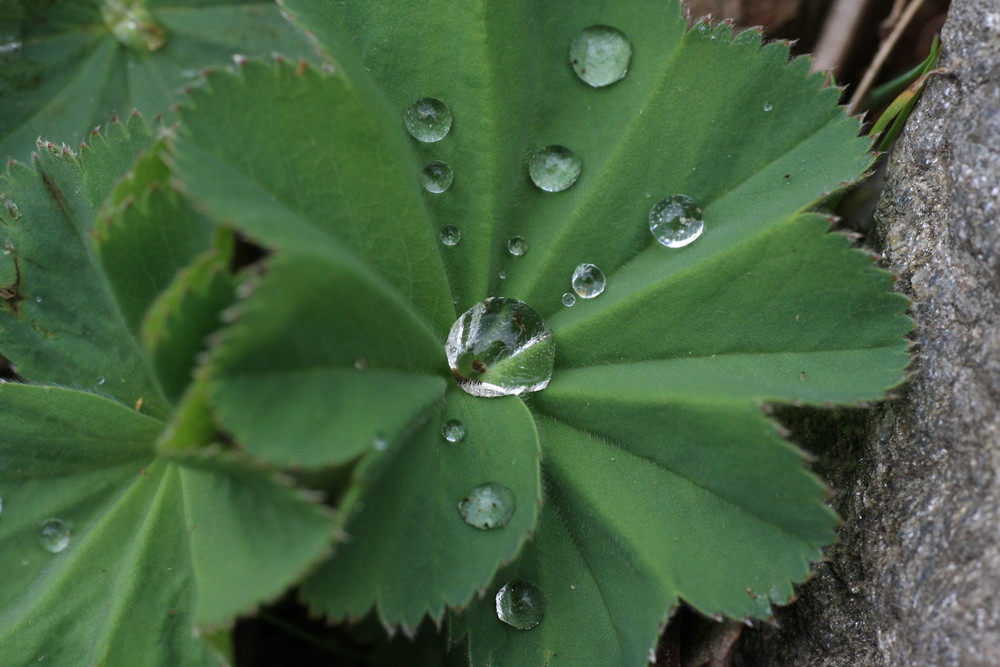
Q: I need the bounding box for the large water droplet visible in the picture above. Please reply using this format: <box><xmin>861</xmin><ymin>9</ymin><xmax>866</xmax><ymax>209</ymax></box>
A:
<box><xmin>569</xmin><ymin>25</ymin><xmax>632</xmax><ymax>88</ymax></box>
<box><xmin>528</xmin><ymin>145</ymin><xmax>581</xmax><ymax>193</ymax></box>
<box><xmin>38</xmin><ymin>518</ymin><xmax>70</xmax><ymax>553</ymax></box>
<box><xmin>421</xmin><ymin>160</ymin><xmax>454</xmax><ymax>193</ymax></box>
<box><xmin>495</xmin><ymin>580</ymin><xmax>546</xmax><ymax>630</ymax></box>
<box><xmin>507</xmin><ymin>236</ymin><xmax>528</xmax><ymax>257</ymax></box>
<box><xmin>571</xmin><ymin>263</ymin><xmax>606</xmax><ymax>299</ymax></box>
<box><xmin>458</xmin><ymin>482</ymin><xmax>515</xmax><ymax>530</ymax></box>
<box><xmin>441</xmin><ymin>419</ymin><xmax>466</xmax><ymax>443</ymax></box>
<box><xmin>440</xmin><ymin>225</ymin><xmax>461</xmax><ymax>247</ymax></box>
<box><xmin>445</xmin><ymin>297</ymin><xmax>555</xmax><ymax>398</ymax></box>
<box><xmin>404</xmin><ymin>97</ymin><xmax>452</xmax><ymax>143</ymax></box>
<box><xmin>562</xmin><ymin>292</ymin><xmax>576</xmax><ymax>307</ymax></box>
<box><xmin>3</xmin><ymin>197</ymin><xmax>20</xmax><ymax>220</ymax></box>
<box><xmin>649</xmin><ymin>195</ymin><xmax>704</xmax><ymax>248</ymax></box>
<box><xmin>101</xmin><ymin>0</ymin><xmax>167</xmax><ymax>53</ymax></box>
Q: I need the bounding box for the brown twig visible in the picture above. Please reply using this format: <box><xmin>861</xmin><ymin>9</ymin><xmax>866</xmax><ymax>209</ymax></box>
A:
<box><xmin>811</xmin><ymin>0</ymin><xmax>875</xmax><ymax>77</ymax></box>
<box><xmin>848</xmin><ymin>0</ymin><xmax>929</xmax><ymax>114</ymax></box>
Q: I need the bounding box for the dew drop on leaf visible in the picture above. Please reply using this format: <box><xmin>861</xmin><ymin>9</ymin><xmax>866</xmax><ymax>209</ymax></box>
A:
<box><xmin>101</xmin><ymin>0</ymin><xmax>167</xmax><ymax>53</ymax></box>
<box><xmin>97</xmin><ymin>376</ymin><xmax>106</xmax><ymax>385</ymax></box>
<box><xmin>440</xmin><ymin>225</ymin><xmax>461</xmax><ymax>246</ymax></box>
<box><xmin>763</xmin><ymin>101</ymin><xmax>773</xmax><ymax>112</ymax></box>
<box><xmin>507</xmin><ymin>236</ymin><xmax>528</xmax><ymax>257</ymax></box>
<box><xmin>498</xmin><ymin>271</ymin><xmax>508</xmax><ymax>281</ymax></box>
<box><xmin>403</xmin><ymin>97</ymin><xmax>453</xmax><ymax>142</ymax></box>
<box><xmin>571</xmin><ymin>263</ymin><xmax>606</xmax><ymax>299</ymax></box>
<box><xmin>420</xmin><ymin>160</ymin><xmax>454</xmax><ymax>193</ymax></box>
<box><xmin>372</xmin><ymin>434</ymin><xmax>388</xmax><ymax>451</ymax></box>
<box><xmin>3</xmin><ymin>197</ymin><xmax>20</xmax><ymax>220</ymax></box>
<box><xmin>528</xmin><ymin>145</ymin><xmax>582</xmax><ymax>192</ymax></box>
<box><xmin>569</xmin><ymin>25</ymin><xmax>632</xmax><ymax>88</ymax></box>
<box><xmin>441</xmin><ymin>419</ymin><xmax>466</xmax><ymax>443</ymax></box>
<box><xmin>649</xmin><ymin>195</ymin><xmax>704</xmax><ymax>248</ymax></box>
<box><xmin>562</xmin><ymin>292</ymin><xmax>576</xmax><ymax>307</ymax></box>
<box><xmin>458</xmin><ymin>482</ymin><xmax>515</xmax><ymax>530</ymax></box>
<box><xmin>445</xmin><ymin>297</ymin><xmax>555</xmax><ymax>398</ymax></box>
<box><xmin>38</xmin><ymin>518</ymin><xmax>70</xmax><ymax>553</ymax></box>
<box><xmin>495</xmin><ymin>580</ymin><xmax>546</xmax><ymax>630</ymax></box>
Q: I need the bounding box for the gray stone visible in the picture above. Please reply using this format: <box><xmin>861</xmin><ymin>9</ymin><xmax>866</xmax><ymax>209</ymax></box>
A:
<box><xmin>736</xmin><ymin>0</ymin><xmax>1000</xmax><ymax>664</ymax></box>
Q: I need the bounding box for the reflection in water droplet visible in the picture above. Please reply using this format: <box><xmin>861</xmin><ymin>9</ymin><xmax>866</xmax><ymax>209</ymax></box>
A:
<box><xmin>445</xmin><ymin>297</ymin><xmax>555</xmax><ymax>398</ymax></box>
<box><xmin>39</xmin><ymin>518</ymin><xmax>70</xmax><ymax>553</ymax></box>
<box><xmin>562</xmin><ymin>292</ymin><xmax>576</xmax><ymax>307</ymax></box>
<box><xmin>569</xmin><ymin>25</ymin><xmax>632</xmax><ymax>88</ymax></box>
<box><xmin>440</xmin><ymin>225</ymin><xmax>461</xmax><ymax>247</ymax></box>
<box><xmin>372</xmin><ymin>434</ymin><xmax>388</xmax><ymax>451</ymax></box>
<box><xmin>404</xmin><ymin>97</ymin><xmax>452</xmax><ymax>143</ymax></box>
<box><xmin>97</xmin><ymin>376</ymin><xmax>106</xmax><ymax>385</ymax></box>
<box><xmin>441</xmin><ymin>419</ymin><xmax>466</xmax><ymax>443</ymax></box>
<box><xmin>101</xmin><ymin>0</ymin><xmax>167</xmax><ymax>53</ymax></box>
<box><xmin>507</xmin><ymin>236</ymin><xmax>528</xmax><ymax>257</ymax></box>
<box><xmin>571</xmin><ymin>263</ymin><xmax>606</xmax><ymax>299</ymax></box>
<box><xmin>762</xmin><ymin>102</ymin><xmax>773</xmax><ymax>112</ymax></box>
<box><xmin>528</xmin><ymin>145</ymin><xmax>581</xmax><ymax>193</ymax></box>
<box><xmin>458</xmin><ymin>482</ymin><xmax>515</xmax><ymax>530</ymax></box>
<box><xmin>649</xmin><ymin>195</ymin><xmax>704</xmax><ymax>248</ymax></box>
<box><xmin>496</xmin><ymin>580</ymin><xmax>546</xmax><ymax>630</ymax></box>
<box><xmin>421</xmin><ymin>160</ymin><xmax>454</xmax><ymax>193</ymax></box>
<box><xmin>498</xmin><ymin>271</ymin><xmax>508</xmax><ymax>281</ymax></box>
<box><xmin>3</xmin><ymin>198</ymin><xmax>20</xmax><ymax>220</ymax></box>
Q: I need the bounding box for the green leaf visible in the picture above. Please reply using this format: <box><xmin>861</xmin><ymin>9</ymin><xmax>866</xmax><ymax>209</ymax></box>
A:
<box><xmin>0</xmin><ymin>115</ymin><xmax>170</xmax><ymax>417</ymax></box>
<box><xmin>0</xmin><ymin>0</ymin><xmax>312</xmax><ymax>162</ymax></box>
<box><xmin>301</xmin><ymin>389</ymin><xmax>542</xmax><ymax>632</ymax></box>
<box><xmin>0</xmin><ymin>384</ymin><xmax>332</xmax><ymax>665</ymax></box>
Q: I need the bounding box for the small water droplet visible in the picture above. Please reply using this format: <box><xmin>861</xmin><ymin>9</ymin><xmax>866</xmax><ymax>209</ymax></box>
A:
<box><xmin>441</xmin><ymin>419</ymin><xmax>466</xmax><ymax>443</ymax></box>
<box><xmin>101</xmin><ymin>0</ymin><xmax>167</xmax><ymax>53</ymax></box>
<box><xmin>762</xmin><ymin>101</ymin><xmax>773</xmax><ymax>112</ymax></box>
<box><xmin>353</xmin><ymin>358</ymin><xmax>367</xmax><ymax>370</ymax></box>
<box><xmin>495</xmin><ymin>580</ymin><xmax>546</xmax><ymax>630</ymax></box>
<box><xmin>38</xmin><ymin>518</ymin><xmax>70</xmax><ymax>553</ymax></box>
<box><xmin>2</xmin><ymin>239</ymin><xmax>12</xmax><ymax>255</ymax></box>
<box><xmin>445</xmin><ymin>297</ymin><xmax>555</xmax><ymax>398</ymax></box>
<box><xmin>458</xmin><ymin>482</ymin><xmax>515</xmax><ymax>530</ymax></box>
<box><xmin>3</xmin><ymin>198</ymin><xmax>20</xmax><ymax>220</ymax></box>
<box><xmin>569</xmin><ymin>25</ymin><xmax>632</xmax><ymax>88</ymax></box>
<box><xmin>0</xmin><ymin>496</ymin><xmax>4</xmax><ymax>514</ymax></box>
<box><xmin>562</xmin><ymin>292</ymin><xmax>576</xmax><ymax>307</ymax></box>
<box><xmin>571</xmin><ymin>263</ymin><xmax>606</xmax><ymax>299</ymax></box>
<box><xmin>372</xmin><ymin>434</ymin><xmax>388</xmax><ymax>451</ymax></box>
<box><xmin>97</xmin><ymin>376</ymin><xmax>106</xmax><ymax>385</ymax></box>
<box><xmin>528</xmin><ymin>145</ymin><xmax>581</xmax><ymax>193</ymax></box>
<box><xmin>420</xmin><ymin>160</ymin><xmax>454</xmax><ymax>193</ymax></box>
<box><xmin>404</xmin><ymin>97</ymin><xmax>452</xmax><ymax>143</ymax></box>
<box><xmin>440</xmin><ymin>225</ymin><xmax>461</xmax><ymax>246</ymax></box>
<box><xmin>34</xmin><ymin>296</ymin><xmax>42</xmax><ymax>303</ymax></box>
<box><xmin>649</xmin><ymin>195</ymin><xmax>705</xmax><ymax>248</ymax></box>
<box><xmin>498</xmin><ymin>271</ymin><xmax>508</xmax><ymax>280</ymax></box>
<box><xmin>507</xmin><ymin>236</ymin><xmax>528</xmax><ymax>257</ymax></box>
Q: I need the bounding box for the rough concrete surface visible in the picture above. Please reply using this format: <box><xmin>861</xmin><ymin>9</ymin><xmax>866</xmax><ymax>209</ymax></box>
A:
<box><xmin>736</xmin><ymin>0</ymin><xmax>1000</xmax><ymax>664</ymax></box>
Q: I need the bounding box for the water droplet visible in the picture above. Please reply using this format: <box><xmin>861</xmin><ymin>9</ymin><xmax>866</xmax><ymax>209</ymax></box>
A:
<box><xmin>3</xmin><ymin>198</ymin><xmax>20</xmax><ymax>220</ymax></box>
<box><xmin>762</xmin><ymin>101</ymin><xmax>773</xmax><ymax>112</ymax></box>
<box><xmin>445</xmin><ymin>297</ymin><xmax>555</xmax><ymax>398</ymax></box>
<box><xmin>571</xmin><ymin>263</ymin><xmax>606</xmax><ymax>299</ymax></box>
<box><xmin>101</xmin><ymin>0</ymin><xmax>167</xmax><ymax>53</ymax></box>
<box><xmin>528</xmin><ymin>145</ymin><xmax>581</xmax><ymax>193</ymax></box>
<box><xmin>498</xmin><ymin>271</ymin><xmax>508</xmax><ymax>280</ymax></box>
<box><xmin>404</xmin><ymin>97</ymin><xmax>452</xmax><ymax>143</ymax></box>
<box><xmin>34</xmin><ymin>296</ymin><xmax>42</xmax><ymax>303</ymax></box>
<box><xmin>507</xmin><ymin>236</ymin><xmax>528</xmax><ymax>257</ymax></box>
<box><xmin>97</xmin><ymin>376</ymin><xmax>106</xmax><ymax>385</ymax></box>
<box><xmin>441</xmin><ymin>419</ymin><xmax>466</xmax><ymax>443</ymax></box>
<box><xmin>562</xmin><ymin>292</ymin><xmax>576</xmax><ymax>307</ymax></box>
<box><xmin>0</xmin><ymin>496</ymin><xmax>4</xmax><ymax>514</ymax></box>
<box><xmin>649</xmin><ymin>195</ymin><xmax>705</xmax><ymax>248</ymax></box>
<box><xmin>569</xmin><ymin>25</ymin><xmax>632</xmax><ymax>88</ymax></box>
<box><xmin>440</xmin><ymin>225</ymin><xmax>461</xmax><ymax>246</ymax></box>
<box><xmin>372</xmin><ymin>434</ymin><xmax>388</xmax><ymax>451</ymax></box>
<box><xmin>353</xmin><ymin>358</ymin><xmax>367</xmax><ymax>370</ymax></box>
<box><xmin>458</xmin><ymin>482</ymin><xmax>515</xmax><ymax>530</ymax></box>
<box><xmin>38</xmin><ymin>518</ymin><xmax>70</xmax><ymax>553</ymax></box>
<box><xmin>495</xmin><ymin>580</ymin><xmax>546</xmax><ymax>630</ymax></box>
<box><xmin>420</xmin><ymin>160</ymin><xmax>454</xmax><ymax>193</ymax></box>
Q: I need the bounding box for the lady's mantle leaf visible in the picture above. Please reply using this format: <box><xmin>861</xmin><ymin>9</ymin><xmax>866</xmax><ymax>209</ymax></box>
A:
<box><xmin>0</xmin><ymin>0</ymin><xmax>312</xmax><ymax>162</ymax></box>
<box><xmin>0</xmin><ymin>385</ymin><xmax>332</xmax><ymax>665</ymax></box>
<box><xmin>273</xmin><ymin>2</ymin><xmax>910</xmax><ymax>663</ymax></box>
